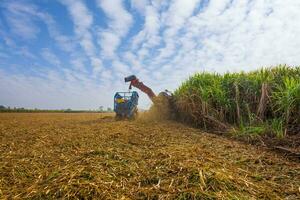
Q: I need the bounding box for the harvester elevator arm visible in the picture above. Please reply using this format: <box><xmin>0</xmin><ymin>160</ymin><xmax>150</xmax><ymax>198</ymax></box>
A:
<box><xmin>125</xmin><ymin>75</ymin><xmax>156</xmax><ymax>102</ymax></box>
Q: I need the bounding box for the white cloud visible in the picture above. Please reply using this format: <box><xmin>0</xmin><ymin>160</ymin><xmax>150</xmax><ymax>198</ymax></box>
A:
<box><xmin>1</xmin><ymin>0</ymin><xmax>79</xmax><ymax>64</ymax></box>
<box><xmin>91</xmin><ymin>57</ymin><xmax>103</xmax><ymax>74</ymax></box>
<box><xmin>122</xmin><ymin>51</ymin><xmax>143</xmax><ymax>71</ymax></box>
<box><xmin>151</xmin><ymin>0</ymin><xmax>199</xmax><ymax>64</ymax></box>
<box><xmin>60</xmin><ymin>0</ymin><xmax>104</xmax><ymax>75</ymax></box>
<box><xmin>130</xmin><ymin>0</ymin><xmax>148</xmax><ymax>14</ymax></box>
<box><xmin>98</xmin><ymin>31</ymin><xmax>121</xmax><ymax>58</ymax></box>
<box><xmin>131</xmin><ymin>5</ymin><xmax>161</xmax><ymax>50</ymax></box>
<box><xmin>70</xmin><ymin>57</ymin><xmax>86</xmax><ymax>71</ymax></box>
<box><xmin>41</xmin><ymin>48</ymin><xmax>61</xmax><ymax>66</ymax></box>
<box><xmin>185</xmin><ymin>0</ymin><xmax>300</xmax><ymax>72</ymax></box>
<box><xmin>112</xmin><ymin>60</ymin><xmax>131</xmax><ymax>74</ymax></box>
<box><xmin>164</xmin><ymin>0</ymin><xmax>200</xmax><ymax>30</ymax></box>
<box><xmin>3</xmin><ymin>2</ymin><xmax>40</xmax><ymax>39</ymax></box>
<box><xmin>129</xmin><ymin>0</ymin><xmax>300</xmax><ymax>99</ymax></box>
<box><xmin>97</xmin><ymin>0</ymin><xmax>132</xmax><ymax>35</ymax></box>
<box><xmin>61</xmin><ymin>0</ymin><xmax>95</xmax><ymax>56</ymax></box>
<box><xmin>0</xmin><ymin>69</ymin><xmax>112</xmax><ymax>110</ymax></box>
<box><xmin>2</xmin><ymin>0</ymin><xmax>71</xmax><ymax>51</ymax></box>
<box><xmin>97</xmin><ymin>0</ymin><xmax>133</xmax><ymax>58</ymax></box>
<box><xmin>2</xmin><ymin>0</ymin><xmax>300</xmax><ymax>110</ymax></box>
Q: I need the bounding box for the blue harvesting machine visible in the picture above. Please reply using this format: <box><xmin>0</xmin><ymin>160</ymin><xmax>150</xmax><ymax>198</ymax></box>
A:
<box><xmin>114</xmin><ymin>75</ymin><xmax>172</xmax><ymax>120</ymax></box>
<box><xmin>114</xmin><ymin>91</ymin><xmax>139</xmax><ymax>119</ymax></box>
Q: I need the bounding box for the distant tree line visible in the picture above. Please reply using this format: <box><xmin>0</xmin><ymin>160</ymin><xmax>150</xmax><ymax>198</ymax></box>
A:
<box><xmin>0</xmin><ymin>105</ymin><xmax>113</xmax><ymax>113</ymax></box>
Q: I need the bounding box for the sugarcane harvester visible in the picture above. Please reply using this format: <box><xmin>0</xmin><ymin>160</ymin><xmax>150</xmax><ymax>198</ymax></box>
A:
<box><xmin>114</xmin><ymin>91</ymin><xmax>139</xmax><ymax>119</ymax></box>
<box><xmin>114</xmin><ymin>75</ymin><xmax>173</xmax><ymax>119</ymax></box>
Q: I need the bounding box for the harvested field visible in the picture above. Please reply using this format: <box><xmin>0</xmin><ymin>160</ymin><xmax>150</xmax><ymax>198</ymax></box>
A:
<box><xmin>0</xmin><ymin>113</ymin><xmax>299</xmax><ymax>199</ymax></box>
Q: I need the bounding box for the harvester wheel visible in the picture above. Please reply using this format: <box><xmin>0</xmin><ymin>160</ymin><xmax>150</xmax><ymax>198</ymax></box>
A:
<box><xmin>115</xmin><ymin>114</ymin><xmax>123</xmax><ymax>121</ymax></box>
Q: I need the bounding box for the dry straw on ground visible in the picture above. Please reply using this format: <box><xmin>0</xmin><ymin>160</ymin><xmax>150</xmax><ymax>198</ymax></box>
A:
<box><xmin>1</xmin><ymin>113</ymin><xmax>299</xmax><ymax>199</ymax></box>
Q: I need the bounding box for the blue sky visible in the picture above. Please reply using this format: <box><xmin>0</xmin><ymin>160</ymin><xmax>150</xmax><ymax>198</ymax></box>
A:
<box><xmin>1</xmin><ymin>0</ymin><xmax>300</xmax><ymax>109</ymax></box>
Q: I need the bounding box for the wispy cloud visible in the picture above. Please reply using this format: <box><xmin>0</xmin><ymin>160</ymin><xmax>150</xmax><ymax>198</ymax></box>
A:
<box><xmin>0</xmin><ymin>68</ymin><xmax>113</xmax><ymax>109</ymax></box>
<box><xmin>60</xmin><ymin>0</ymin><xmax>93</xmax><ymax>55</ymax></box>
<box><xmin>1</xmin><ymin>0</ymin><xmax>77</xmax><ymax>60</ymax></box>
<box><xmin>96</xmin><ymin>0</ymin><xmax>133</xmax><ymax>58</ymax></box>
<box><xmin>60</xmin><ymin>0</ymin><xmax>103</xmax><ymax>73</ymax></box>
<box><xmin>131</xmin><ymin>5</ymin><xmax>161</xmax><ymax>51</ymax></box>
<box><xmin>41</xmin><ymin>48</ymin><xmax>61</xmax><ymax>66</ymax></box>
<box><xmin>2</xmin><ymin>1</ymin><xmax>40</xmax><ymax>39</ymax></box>
<box><xmin>2</xmin><ymin>0</ymin><xmax>300</xmax><ymax>109</ymax></box>
<box><xmin>130</xmin><ymin>0</ymin><xmax>148</xmax><ymax>14</ymax></box>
